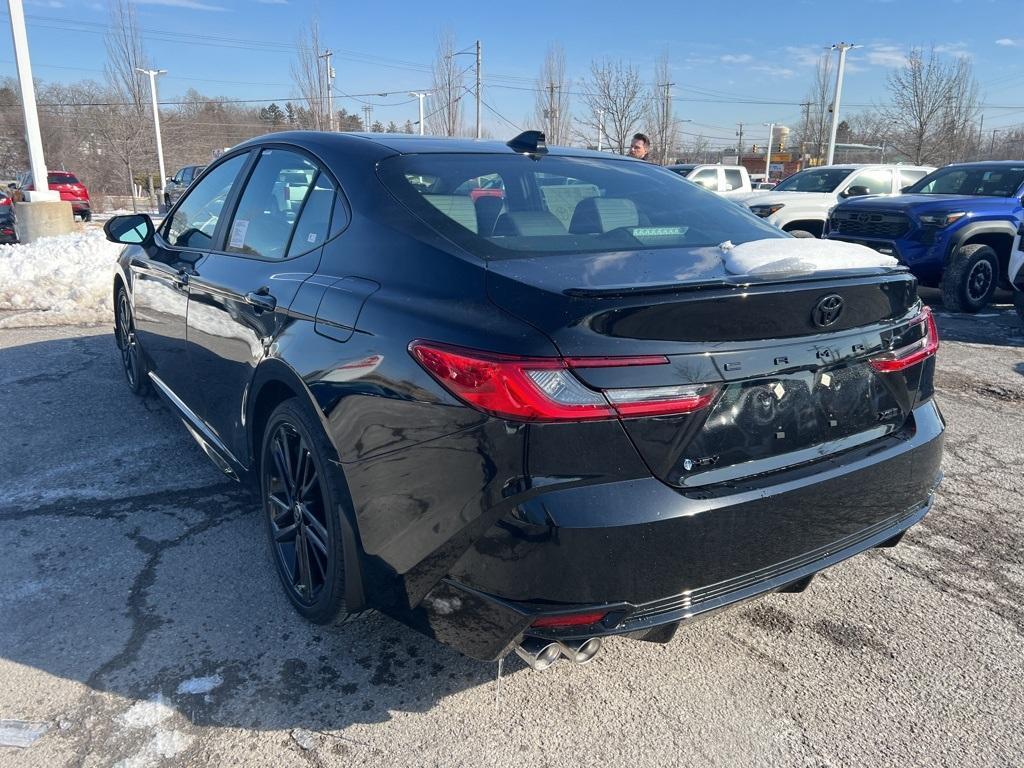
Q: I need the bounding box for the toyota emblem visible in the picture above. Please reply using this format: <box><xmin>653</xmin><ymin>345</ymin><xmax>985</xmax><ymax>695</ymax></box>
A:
<box><xmin>812</xmin><ymin>294</ymin><xmax>845</xmax><ymax>327</ymax></box>
<box><xmin>857</xmin><ymin>213</ymin><xmax>870</xmax><ymax>222</ymax></box>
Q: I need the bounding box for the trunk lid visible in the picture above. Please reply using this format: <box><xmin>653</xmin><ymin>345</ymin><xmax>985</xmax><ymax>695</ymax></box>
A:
<box><xmin>486</xmin><ymin>248</ymin><xmax>925</xmax><ymax>488</ymax></box>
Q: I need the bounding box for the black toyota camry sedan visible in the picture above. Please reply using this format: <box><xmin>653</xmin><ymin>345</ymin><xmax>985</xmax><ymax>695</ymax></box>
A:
<box><xmin>104</xmin><ymin>131</ymin><xmax>944</xmax><ymax>670</ymax></box>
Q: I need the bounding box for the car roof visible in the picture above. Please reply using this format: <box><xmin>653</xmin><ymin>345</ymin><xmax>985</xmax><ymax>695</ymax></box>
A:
<box><xmin>233</xmin><ymin>130</ymin><xmax>635</xmax><ymax>161</ymax></box>
<box><xmin>938</xmin><ymin>160</ymin><xmax>1024</xmax><ymax>168</ymax></box>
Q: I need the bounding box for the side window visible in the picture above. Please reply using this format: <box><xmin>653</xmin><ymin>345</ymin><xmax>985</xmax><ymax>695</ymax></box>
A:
<box><xmin>899</xmin><ymin>169</ymin><xmax>926</xmax><ymax>189</ymax></box>
<box><xmin>181</xmin><ymin>168</ymin><xmax>192</xmax><ymax>183</ymax></box>
<box><xmin>723</xmin><ymin>169</ymin><xmax>744</xmax><ymax>191</ymax></box>
<box><xmin>225</xmin><ymin>149</ymin><xmax>318</xmax><ymax>260</ymax></box>
<box><xmin>165</xmin><ymin>153</ymin><xmax>247</xmax><ymax>249</ymax></box>
<box><xmin>287</xmin><ymin>173</ymin><xmax>336</xmax><ymax>258</ymax></box>
<box><xmin>691</xmin><ymin>168</ymin><xmax>719</xmax><ymax>189</ymax></box>
<box><xmin>846</xmin><ymin>169</ymin><xmax>893</xmax><ymax>195</ymax></box>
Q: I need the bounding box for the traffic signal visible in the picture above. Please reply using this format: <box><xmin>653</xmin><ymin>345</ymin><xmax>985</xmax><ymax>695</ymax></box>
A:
<box><xmin>751</xmin><ymin>144</ymin><xmax>758</xmax><ymax>153</ymax></box>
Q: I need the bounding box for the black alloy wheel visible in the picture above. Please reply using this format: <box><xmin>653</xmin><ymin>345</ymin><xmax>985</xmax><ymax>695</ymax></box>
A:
<box><xmin>943</xmin><ymin>243</ymin><xmax>998</xmax><ymax>313</ymax></box>
<box><xmin>116</xmin><ymin>288</ymin><xmax>147</xmax><ymax>395</ymax></box>
<box><xmin>261</xmin><ymin>400</ymin><xmax>356</xmax><ymax>623</ymax></box>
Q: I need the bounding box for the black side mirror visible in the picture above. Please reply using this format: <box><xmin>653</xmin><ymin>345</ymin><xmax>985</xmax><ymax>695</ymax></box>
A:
<box><xmin>104</xmin><ymin>213</ymin><xmax>154</xmax><ymax>246</ymax></box>
<box><xmin>842</xmin><ymin>184</ymin><xmax>871</xmax><ymax>198</ymax></box>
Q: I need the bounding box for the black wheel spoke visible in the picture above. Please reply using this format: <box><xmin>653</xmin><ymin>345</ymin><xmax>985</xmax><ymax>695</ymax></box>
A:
<box><xmin>302</xmin><ymin>507</ymin><xmax>329</xmax><ymax>555</ymax></box>
<box><xmin>293</xmin><ymin>445</ymin><xmax>308</xmax><ymax>501</ymax></box>
<box><xmin>297</xmin><ymin>528</ymin><xmax>314</xmax><ymax>596</ymax></box>
<box><xmin>300</xmin><ymin>461</ymin><xmax>318</xmax><ymax>500</ymax></box>
<box><xmin>271</xmin><ymin>436</ymin><xmax>294</xmax><ymax>505</ymax></box>
<box><xmin>274</xmin><ymin>521</ymin><xmax>298</xmax><ymax>542</ymax></box>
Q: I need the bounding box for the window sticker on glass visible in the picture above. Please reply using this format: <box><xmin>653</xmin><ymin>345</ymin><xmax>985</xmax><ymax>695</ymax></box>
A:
<box><xmin>306</xmin><ymin>232</ymin><xmax>317</xmax><ymax>243</ymax></box>
<box><xmin>229</xmin><ymin>219</ymin><xmax>249</xmax><ymax>248</ymax></box>
<box><xmin>633</xmin><ymin>226</ymin><xmax>689</xmax><ymax>237</ymax></box>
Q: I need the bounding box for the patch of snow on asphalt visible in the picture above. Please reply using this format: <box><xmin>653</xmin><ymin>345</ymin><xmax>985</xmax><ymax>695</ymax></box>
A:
<box><xmin>0</xmin><ymin>231</ymin><xmax>122</xmax><ymax>328</ymax></box>
<box><xmin>117</xmin><ymin>694</ymin><xmax>175</xmax><ymax>729</ymax></box>
<box><xmin>176</xmin><ymin>674</ymin><xmax>223</xmax><ymax>695</ymax></box>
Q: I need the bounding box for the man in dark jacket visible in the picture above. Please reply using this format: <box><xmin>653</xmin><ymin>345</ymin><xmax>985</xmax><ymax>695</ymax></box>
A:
<box><xmin>628</xmin><ymin>133</ymin><xmax>653</xmax><ymax>161</ymax></box>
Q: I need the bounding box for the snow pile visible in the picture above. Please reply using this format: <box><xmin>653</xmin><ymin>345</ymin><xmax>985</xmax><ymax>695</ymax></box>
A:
<box><xmin>0</xmin><ymin>231</ymin><xmax>121</xmax><ymax>327</ymax></box>
<box><xmin>721</xmin><ymin>237</ymin><xmax>898</xmax><ymax>277</ymax></box>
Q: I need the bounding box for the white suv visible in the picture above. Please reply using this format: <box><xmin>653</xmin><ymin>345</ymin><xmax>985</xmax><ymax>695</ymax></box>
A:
<box><xmin>667</xmin><ymin>164</ymin><xmax>752</xmax><ymax>197</ymax></box>
<box><xmin>1011</xmin><ymin>226</ymin><xmax>1024</xmax><ymax>322</ymax></box>
<box><xmin>736</xmin><ymin>164</ymin><xmax>933</xmax><ymax>238</ymax></box>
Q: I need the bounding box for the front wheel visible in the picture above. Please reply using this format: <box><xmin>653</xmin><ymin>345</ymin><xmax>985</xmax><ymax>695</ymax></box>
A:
<box><xmin>261</xmin><ymin>399</ymin><xmax>361</xmax><ymax>624</ymax></box>
<box><xmin>942</xmin><ymin>243</ymin><xmax>998</xmax><ymax>313</ymax></box>
<box><xmin>115</xmin><ymin>287</ymin><xmax>148</xmax><ymax>395</ymax></box>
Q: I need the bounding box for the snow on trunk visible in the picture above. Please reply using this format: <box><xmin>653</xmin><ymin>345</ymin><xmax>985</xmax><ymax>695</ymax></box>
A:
<box><xmin>0</xmin><ymin>232</ymin><xmax>122</xmax><ymax>328</ymax></box>
<box><xmin>721</xmin><ymin>237</ymin><xmax>898</xmax><ymax>277</ymax></box>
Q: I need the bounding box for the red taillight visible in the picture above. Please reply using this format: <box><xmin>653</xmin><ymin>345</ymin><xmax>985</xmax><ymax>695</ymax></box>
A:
<box><xmin>869</xmin><ymin>306</ymin><xmax>939</xmax><ymax>373</ymax></box>
<box><xmin>409</xmin><ymin>341</ymin><xmax>718</xmax><ymax>422</ymax></box>
<box><xmin>0</xmin><ymin>197</ymin><xmax>10</xmax><ymax>206</ymax></box>
<box><xmin>531</xmin><ymin>610</ymin><xmax>609</xmax><ymax>629</ymax></box>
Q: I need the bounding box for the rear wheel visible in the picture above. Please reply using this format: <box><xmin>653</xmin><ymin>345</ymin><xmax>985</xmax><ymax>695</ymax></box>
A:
<box><xmin>261</xmin><ymin>399</ymin><xmax>361</xmax><ymax>624</ymax></box>
<box><xmin>942</xmin><ymin>243</ymin><xmax>998</xmax><ymax>313</ymax></box>
<box><xmin>115</xmin><ymin>287</ymin><xmax>148</xmax><ymax>396</ymax></box>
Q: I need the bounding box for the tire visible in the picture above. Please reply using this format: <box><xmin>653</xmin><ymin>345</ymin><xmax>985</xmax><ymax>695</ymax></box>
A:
<box><xmin>788</xmin><ymin>229</ymin><xmax>816</xmax><ymax>239</ymax></box>
<box><xmin>1014</xmin><ymin>290</ymin><xmax>1024</xmax><ymax>324</ymax></box>
<box><xmin>942</xmin><ymin>243</ymin><xmax>999</xmax><ymax>313</ymax></box>
<box><xmin>80</xmin><ymin>211</ymin><xmax>92</xmax><ymax>222</ymax></box>
<box><xmin>115</xmin><ymin>287</ymin><xmax>149</xmax><ymax>396</ymax></box>
<box><xmin>260</xmin><ymin>398</ymin><xmax>363</xmax><ymax>625</ymax></box>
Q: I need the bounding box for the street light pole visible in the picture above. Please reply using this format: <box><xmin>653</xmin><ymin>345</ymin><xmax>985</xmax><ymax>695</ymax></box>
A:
<box><xmin>763</xmin><ymin>122</ymin><xmax>775</xmax><ymax>180</ymax></box>
<box><xmin>409</xmin><ymin>91</ymin><xmax>430</xmax><ymax>135</ymax></box>
<box><xmin>826</xmin><ymin>42</ymin><xmax>857</xmax><ymax>166</ymax></box>
<box><xmin>7</xmin><ymin>0</ymin><xmax>54</xmax><ymax>203</ymax></box>
<box><xmin>136</xmin><ymin>68</ymin><xmax>167</xmax><ymax>200</ymax></box>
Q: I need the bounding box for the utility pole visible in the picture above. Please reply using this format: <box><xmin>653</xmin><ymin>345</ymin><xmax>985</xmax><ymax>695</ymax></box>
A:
<box><xmin>990</xmin><ymin>128</ymin><xmax>999</xmax><ymax>156</ymax></box>
<box><xmin>659</xmin><ymin>80</ymin><xmax>674</xmax><ymax>164</ymax></box>
<box><xmin>475</xmin><ymin>40</ymin><xmax>482</xmax><ymax>139</ymax></box>
<box><xmin>409</xmin><ymin>91</ymin><xmax>430</xmax><ymax>135</ymax></box>
<box><xmin>597</xmin><ymin>108</ymin><xmax>604</xmax><ymax>152</ymax></box>
<box><xmin>318</xmin><ymin>50</ymin><xmax>335</xmax><ymax>131</ymax></box>
<box><xmin>7</xmin><ymin>0</ymin><xmax>53</xmax><ymax>204</ymax></box>
<box><xmin>763</xmin><ymin>122</ymin><xmax>775</xmax><ymax>180</ymax></box>
<box><xmin>362</xmin><ymin>104</ymin><xmax>373</xmax><ymax>132</ymax></box>
<box><xmin>826</xmin><ymin>42</ymin><xmax>857</xmax><ymax>165</ymax></box>
<box><xmin>736</xmin><ymin>122</ymin><xmax>744</xmax><ymax>160</ymax></box>
<box><xmin>136</xmin><ymin>68</ymin><xmax>167</xmax><ymax>199</ymax></box>
<box><xmin>544</xmin><ymin>81</ymin><xmax>558</xmax><ymax>142</ymax></box>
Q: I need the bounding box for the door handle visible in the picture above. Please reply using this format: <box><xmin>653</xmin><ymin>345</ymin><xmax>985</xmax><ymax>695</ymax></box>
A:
<box><xmin>245</xmin><ymin>289</ymin><xmax>277</xmax><ymax>313</ymax></box>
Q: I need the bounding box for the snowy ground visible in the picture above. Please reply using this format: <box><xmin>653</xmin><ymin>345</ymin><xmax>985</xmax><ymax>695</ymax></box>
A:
<box><xmin>0</xmin><ymin>231</ymin><xmax>121</xmax><ymax>328</ymax></box>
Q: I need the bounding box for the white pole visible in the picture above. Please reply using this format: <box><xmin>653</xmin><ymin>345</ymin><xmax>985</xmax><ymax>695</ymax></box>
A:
<box><xmin>597</xmin><ymin>108</ymin><xmax>604</xmax><ymax>151</ymax></box>
<box><xmin>410</xmin><ymin>92</ymin><xmax>428</xmax><ymax>135</ymax></box>
<box><xmin>137</xmin><ymin>68</ymin><xmax>167</xmax><ymax>198</ymax></box>
<box><xmin>826</xmin><ymin>42</ymin><xmax>854</xmax><ymax>166</ymax></box>
<box><xmin>7</xmin><ymin>0</ymin><xmax>54</xmax><ymax>201</ymax></box>
<box><xmin>764</xmin><ymin>123</ymin><xmax>774</xmax><ymax>180</ymax></box>
<box><xmin>475</xmin><ymin>40</ymin><xmax>482</xmax><ymax>140</ymax></box>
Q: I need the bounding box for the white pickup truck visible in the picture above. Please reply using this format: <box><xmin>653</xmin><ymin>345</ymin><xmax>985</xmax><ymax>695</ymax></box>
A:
<box><xmin>735</xmin><ymin>164</ymin><xmax>934</xmax><ymax>238</ymax></box>
<box><xmin>667</xmin><ymin>164</ymin><xmax>752</xmax><ymax>197</ymax></box>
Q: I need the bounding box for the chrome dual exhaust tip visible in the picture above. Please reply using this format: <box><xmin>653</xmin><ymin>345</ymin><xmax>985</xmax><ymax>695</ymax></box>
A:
<box><xmin>514</xmin><ymin>637</ymin><xmax>603</xmax><ymax>670</ymax></box>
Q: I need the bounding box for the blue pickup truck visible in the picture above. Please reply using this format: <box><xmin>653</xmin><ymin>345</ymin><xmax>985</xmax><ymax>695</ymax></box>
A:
<box><xmin>825</xmin><ymin>161</ymin><xmax>1024</xmax><ymax>312</ymax></box>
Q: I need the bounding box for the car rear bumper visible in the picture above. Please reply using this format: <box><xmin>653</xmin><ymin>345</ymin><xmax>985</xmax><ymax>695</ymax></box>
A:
<box><xmin>404</xmin><ymin>399</ymin><xmax>945</xmax><ymax>661</ymax></box>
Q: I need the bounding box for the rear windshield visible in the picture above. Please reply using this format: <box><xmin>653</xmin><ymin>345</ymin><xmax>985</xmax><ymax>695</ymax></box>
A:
<box><xmin>906</xmin><ymin>165</ymin><xmax>1024</xmax><ymax>197</ymax></box>
<box><xmin>48</xmin><ymin>172</ymin><xmax>79</xmax><ymax>184</ymax></box>
<box><xmin>773</xmin><ymin>167</ymin><xmax>851</xmax><ymax>193</ymax></box>
<box><xmin>378</xmin><ymin>153</ymin><xmax>782</xmax><ymax>258</ymax></box>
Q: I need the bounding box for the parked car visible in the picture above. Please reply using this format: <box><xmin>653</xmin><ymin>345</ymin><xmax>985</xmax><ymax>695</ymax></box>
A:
<box><xmin>826</xmin><ymin>161</ymin><xmax>1024</xmax><ymax>313</ymax></box>
<box><xmin>0</xmin><ymin>194</ymin><xmax>16</xmax><ymax>243</ymax></box>
<box><xmin>163</xmin><ymin>164</ymin><xmax>206</xmax><ymax>207</ymax></box>
<box><xmin>752</xmin><ymin>181</ymin><xmax>777</xmax><ymax>191</ymax></box>
<box><xmin>17</xmin><ymin>170</ymin><xmax>91</xmax><ymax>221</ymax></box>
<box><xmin>667</xmin><ymin>164</ymin><xmax>752</xmax><ymax>197</ymax></box>
<box><xmin>737</xmin><ymin>164</ymin><xmax>933</xmax><ymax>238</ymax></box>
<box><xmin>1011</xmin><ymin>223</ymin><xmax>1024</xmax><ymax>322</ymax></box>
<box><xmin>103</xmin><ymin>130</ymin><xmax>944</xmax><ymax>669</ymax></box>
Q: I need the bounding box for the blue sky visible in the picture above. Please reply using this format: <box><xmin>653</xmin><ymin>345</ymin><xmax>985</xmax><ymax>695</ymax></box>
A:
<box><xmin>2</xmin><ymin>0</ymin><xmax>1024</xmax><ymax>145</ymax></box>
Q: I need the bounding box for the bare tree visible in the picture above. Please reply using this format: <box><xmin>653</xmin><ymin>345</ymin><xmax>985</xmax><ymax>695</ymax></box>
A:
<box><xmin>645</xmin><ymin>52</ymin><xmax>677</xmax><ymax>164</ymax></box>
<box><xmin>532</xmin><ymin>43</ymin><xmax>571</xmax><ymax>145</ymax></box>
<box><xmin>291</xmin><ymin>19</ymin><xmax>328</xmax><ymax>131</ymax></box>
<box><xmin>884</xmin><ymin>46</ymin><xmax>980</xmax><ymax>165</ymax></box>
<box><xmin>578</xmin><ymin>58</ymin><xmax>648</xmax><ymax>154</ymax></box>
<box><xmin>794</xmin><ymin>53</ymin><xmax>834</xmax><ymax>166</ymax></box>
<box><xmin>427</xmin><ymin>29</ymin><xmax>465</xmax><ymax>136</ymax></box>
<box><xmin>96</xmin><ymin>0</ymin><xmax>151</xmax><ymax>203</ymax></box>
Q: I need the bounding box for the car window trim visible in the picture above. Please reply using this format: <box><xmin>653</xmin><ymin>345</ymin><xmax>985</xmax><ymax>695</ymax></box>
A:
<box><xmin>204</xmin><ymin>141</ymin><xmax>352</xmax><ymax>263</ymax></box>
<box><xmin>158</xmin><ymin>149</ymin><xmax>254</xmax><ymax>247</ymax></box>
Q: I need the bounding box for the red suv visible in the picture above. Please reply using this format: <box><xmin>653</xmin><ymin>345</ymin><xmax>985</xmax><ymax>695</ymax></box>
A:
<box><xmin>19</xmin><ymin>171</ymin><xmax>91</xmax><ymax>221</ymax></box>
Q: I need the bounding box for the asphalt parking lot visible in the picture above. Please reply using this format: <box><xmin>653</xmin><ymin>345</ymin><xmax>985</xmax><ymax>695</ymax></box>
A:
<box><xmin>1</xmin><ymin>292</ymin><xmax>1022</xmax><ymax>768</ymax></box>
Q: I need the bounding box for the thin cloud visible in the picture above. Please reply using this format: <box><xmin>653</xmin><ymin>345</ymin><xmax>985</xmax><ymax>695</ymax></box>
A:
<box><xmin>132</xmin><ymin>0</ymin><xmax>227</xmax><ymax>10</ymax></box>
<box><xmin>751</xmin><ymin>64</ymin><xmax>795</xmax><ymax>78</ymax></box>
<box><xmin>867</xmin><ymin>44</ymin><xmax>907</xmax><ymax>68</ymax></box>
<box><xmin>720</xmin><ymin>54</ymin><xmax>753</xmax><ymax>64</ymax></box>
<box><xmin>995</xmin><ymin>38</ymin><xmax>1018</xmax><ymax>47</ymax></box>
<box><xmin>785</xmin><ymin>45</ymin><xmax>827</xmax><ymax>67</ymax></box>
<box><xmin>256</xmin><ymin>0</ymin><xmax>288</xmax><ymax>3</ymax></box>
